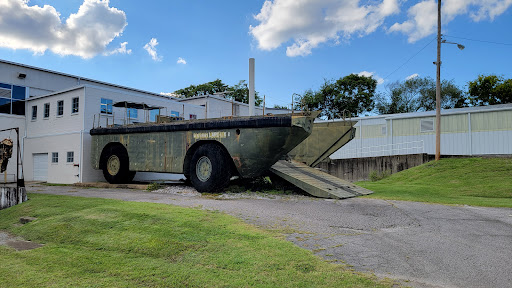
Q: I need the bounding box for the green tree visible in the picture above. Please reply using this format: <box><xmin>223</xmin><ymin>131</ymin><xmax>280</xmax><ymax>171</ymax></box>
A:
<box><xmin>174</xmin><ymin>79</ymin><xmax>262</xmax><ymax>106</ymax></box>
<box><xmin>226</xmin><ymin>80</ymin><xmax>263</xmax><ymax>106</ymax></box>
<box><xmin>468</xmin><ymin>74</ymin><xmax>512</xmax><ymax>106</ymax></box>
<box><xmin>296</xmin><ymin>74</ymin><xmax>377</xmax><ymax>119</ymax></box>
<box><xmin>174</xmin><ymin>79</ymin><xmax>229</xmax><ymax>97</ymax></box>
<box><xmin>375</xmin><ymin>77</ymin><xmax>467</xmax><ymax>115</ymax></box>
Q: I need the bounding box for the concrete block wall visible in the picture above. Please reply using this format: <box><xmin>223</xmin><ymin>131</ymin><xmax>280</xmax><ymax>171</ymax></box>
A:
<box><xmin>318</xmin><ymin>153</ymin><xmax>431</xmax><ymax>182</ymax></box>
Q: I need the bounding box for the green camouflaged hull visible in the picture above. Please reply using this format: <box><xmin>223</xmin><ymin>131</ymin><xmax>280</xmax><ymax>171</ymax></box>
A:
<box><xmin>90</xmin><ymin>115</ymin><xmax>314</xmax><ymax>179</ymax></box>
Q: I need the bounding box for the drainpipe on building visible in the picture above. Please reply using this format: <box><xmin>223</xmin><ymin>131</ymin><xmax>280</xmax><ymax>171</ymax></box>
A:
<box><xmin>468</xmin><ymin>112</ymin><xmax>472</xmax><ymax>156</ymax></box>
<box><xmin>359</xmin><ymin>119</ymin><xmax>363</xmax><ymax>158</ymax></box>
<box><xmin>389</xmin><ymin>119</ymin><xmax>393</xmax><ymax>156</ymax></box>
<box><xmin>79</xmin><ymin>86</ymin><xmax>86</xmax><ymax>183</ymax></box>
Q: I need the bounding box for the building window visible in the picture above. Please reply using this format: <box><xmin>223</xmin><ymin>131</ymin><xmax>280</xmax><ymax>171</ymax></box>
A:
<box><xmin>72</xmin><ymin>97</ymin><xmax>79</xmax><ymax>114</ymax></box>
<box><xmin>420</xmin><ymin>119</ymin><xmax>434</xmax><ymax>133</ymax></box>
<box><xmin>0</xmin><ymin>89</ymin><xmax>11</xmax><ymax>114</ymax></box>
<box><xmin>44</xmin><ymin>103</ymin><xmax>50</xmax><ymax>118</ymax></box>
<box><xmin>0</xmin><ymin>83</ymin><xmax>26</xmax><ymax>116</ymax></box>
<box><xmin>67</xmin><ymin>151</ymin><xmax>74</xmax><ymax>163</ymax></box>
<box><xmin>101</xmin><ymin>98</ymin><xmax>113</xmax><ymax>114</ymax></box>
<box><xmin>189</xmin><ymin>114</ymin><xmax>197</xmax><ymax>120</ymax></box>
<box><xmin>52</xmin><ymin>152</ymin><xmax>58</xmax><ymax>163</ymax></box>
<box><xmin>170</xmin><ymin>110</ymin><xmax>180</xmax><ymax>117</ymax></box>
<box><xmin>127</xmin><ymin>108</ymin><xmax>137</xmax><ymax>119</ymax></box>
<box><xmin>31</xmin><ymin>105</ymin><xmax>37</xmax><ymax>120</ymax></box>
<box><xmin>57</xmin><ymin>100</ymin><xmax>64</xmax><ymax>116</ymax></box>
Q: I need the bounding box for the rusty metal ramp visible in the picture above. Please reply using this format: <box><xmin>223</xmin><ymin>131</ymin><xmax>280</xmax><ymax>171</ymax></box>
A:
<box><xmin>270</xmin><ymin>160</ymin><xmax>373</xmax><ymax>199</ymax></box>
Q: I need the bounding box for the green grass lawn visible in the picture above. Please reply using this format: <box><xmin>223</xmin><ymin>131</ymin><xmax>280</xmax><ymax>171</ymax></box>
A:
<box><xmin>358</xmin><ymin>157</ymin><xmax>512</xmax><ymax>208</ymax></box>
<box><xmin>0</xmin><ymin>194</ymin><xmax>390</xmax><ymax>288</ymax></box>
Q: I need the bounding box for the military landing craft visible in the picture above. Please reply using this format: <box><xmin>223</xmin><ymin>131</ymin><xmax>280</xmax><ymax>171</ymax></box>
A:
<box><xmin>90</xmin><ymin>108</ymin><xmax>315</xmax><ymax>193</ymax></box>
<box><xmin>90</xmin><ymin>101</ymin><xmax>373</xmax><ymax>198</ymax></box>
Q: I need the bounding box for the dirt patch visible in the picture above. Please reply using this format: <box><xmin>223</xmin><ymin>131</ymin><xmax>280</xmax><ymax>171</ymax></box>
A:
<box><xmin>0</xmin><ymin>231</ymin><xmax>43</xmax><ymax>251</ymax></box>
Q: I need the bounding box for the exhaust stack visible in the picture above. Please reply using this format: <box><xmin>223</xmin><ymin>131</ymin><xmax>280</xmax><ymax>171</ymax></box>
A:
<box><xmin>249</xmin><ymin>58</ymin><xmax>255</xmax><ymax>116</ymax></box>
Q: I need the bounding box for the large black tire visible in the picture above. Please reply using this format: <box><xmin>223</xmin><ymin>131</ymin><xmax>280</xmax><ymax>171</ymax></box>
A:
<box><xmin>101</xmin><ymin>145</ymin><xmax>133</xmax><ymax>184</ymax></box>
<box><xmin>127</xmin><ymin>171</ymin><xmax>136</xmax><ymax>183</ymax></box>
<box><xmin>189</xmin><ymin>143</ymin><xmax>231</xmax><ymax>193</ymax></box>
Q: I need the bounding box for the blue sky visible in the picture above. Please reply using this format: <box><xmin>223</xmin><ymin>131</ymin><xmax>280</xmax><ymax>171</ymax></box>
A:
<box><xmin>1</xmin><ymin>0</ymin><xmax>512</xmax><ymax>109</ymax></box>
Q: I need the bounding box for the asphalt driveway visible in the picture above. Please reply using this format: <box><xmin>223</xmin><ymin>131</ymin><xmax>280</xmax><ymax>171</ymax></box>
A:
<box><xmin>28</xmin><ymin>183</ymin><xmax>512</xmax><ymax>288</ymax></box>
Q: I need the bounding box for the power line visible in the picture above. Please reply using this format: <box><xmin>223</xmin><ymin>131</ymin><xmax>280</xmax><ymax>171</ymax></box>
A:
<box><xmin>383</xmin><ymin>37</ymin><xmax>436</xmax><ymax>81</ymax></box>
<box><xmin>444</xmin><ymin>35</ymin><xmax>512</xmax><ymax>46</ymax></box>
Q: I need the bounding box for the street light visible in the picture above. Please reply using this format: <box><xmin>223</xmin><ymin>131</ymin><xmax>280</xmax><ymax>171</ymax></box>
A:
<box><xmin>435</xmin><ymin>0</ymin><xmax>464</xmax><ymax>161</ymax></box>
<box><xmin>442</xmin><ymin>39</ymin><xmax>465</xmax><ymax>50</ymax></box>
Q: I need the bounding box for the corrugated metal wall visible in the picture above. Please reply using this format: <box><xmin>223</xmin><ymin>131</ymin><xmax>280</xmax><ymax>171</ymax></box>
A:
<box><xmin>331</xmin><ymin>108</ymin><xmax>512</xmax><ymax>159</ymax></box>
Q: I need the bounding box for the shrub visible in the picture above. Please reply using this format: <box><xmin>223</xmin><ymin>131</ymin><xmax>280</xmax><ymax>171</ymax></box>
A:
<box><xmin>369</xmin><ymin>171</ymin><xmax>379</xmax><ymax>182</ymax></box>
<box><xmin>369</xmin><ymin>170</ymin><xmax>392</xmax><ymax>182</ymax></box>
<box><xmin>146</xmin><ymin>182</ymin><xmax>163</xmax><ymax>191</ymax></box>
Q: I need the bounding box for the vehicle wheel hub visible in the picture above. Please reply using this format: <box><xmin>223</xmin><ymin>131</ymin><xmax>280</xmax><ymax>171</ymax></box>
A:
<box><xmin>196</xmin><ymin>156</ymin><xmax>212</xmax><ymax>182</ymax></box>
<box><xmin>107</xmin><ymin>155</ymin><xmax>120</xmax><ymax>176</ymax></box>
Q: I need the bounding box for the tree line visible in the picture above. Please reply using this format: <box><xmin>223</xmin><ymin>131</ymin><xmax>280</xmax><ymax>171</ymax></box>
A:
<box><xmin>174</xmin><ymin>79</ymin><xmax>263</xmax><ymax>106</ymax></box>
<box><xmin>173</xmin><ymin>74</ymin><xmax>512</xmax><ymax>119</ymax></box>
<box><xmin>293</xmin><ymin>74</ymin><xmax>512</xmax><ymax>119</ymax></box>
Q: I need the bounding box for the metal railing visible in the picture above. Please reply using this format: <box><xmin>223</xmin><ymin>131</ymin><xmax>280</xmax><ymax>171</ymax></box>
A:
<box><xmin>337</xmin><ymin>140</ymin><xmax>425</xmax><ymax>158</ymax></box>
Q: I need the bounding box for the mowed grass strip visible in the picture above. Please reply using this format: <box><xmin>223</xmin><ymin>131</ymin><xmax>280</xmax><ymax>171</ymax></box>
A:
<box><xmin>358</xmin><ymin>158</ymin><xmax>512</xmax><ymax>208</ymax></box>
<box><xmin>0</xmin><ymin>194</ymin><xmax>389</xmax><ymax>288</ymax></box>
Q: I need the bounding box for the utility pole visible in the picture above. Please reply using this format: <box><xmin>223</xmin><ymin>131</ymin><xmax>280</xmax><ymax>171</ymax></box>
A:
<box><xmin>435</xmin><ymin>0</ymin><xmax>442</xmax><ymax>161</ymax></box>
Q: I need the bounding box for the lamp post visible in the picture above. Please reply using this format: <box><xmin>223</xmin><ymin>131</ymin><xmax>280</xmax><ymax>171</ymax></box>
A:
<box><xmin>435</xmin><ymin>0</ymin><xmax>464</xmax><ymax>161</ymax></box>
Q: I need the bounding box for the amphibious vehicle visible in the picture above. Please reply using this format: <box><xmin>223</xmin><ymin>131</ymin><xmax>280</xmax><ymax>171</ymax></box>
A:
<box><xmin>90</xmin><ymin>111</ymin><xmax>316</xmax><ymax>192</ymax></box>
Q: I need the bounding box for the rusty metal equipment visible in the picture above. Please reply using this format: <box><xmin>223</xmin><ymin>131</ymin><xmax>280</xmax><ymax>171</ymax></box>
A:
<box><xmin>0</xmin><ymin>138</ymin><xmax>13</xmax><ymax>173</ymax></box>
<box><xmin>0</xmin><ymin>127</ymin><xmax>26</xmax><ymax>210</ymax></box>
<box><xmin>0</xmin><ymin>127</ymin><xmax>23</xmax><ymax>187</ymax></box>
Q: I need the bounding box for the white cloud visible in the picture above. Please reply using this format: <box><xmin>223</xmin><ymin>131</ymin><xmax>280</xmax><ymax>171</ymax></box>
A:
<box><xmin>406</xmin><ymin>73</ymin><xmax>419</xmax><ymax>80</ymax></box>
<box><xmin>358</xmin><ymin>71</ymin><xmax>384</xmax><ymax>85</ymax></box>
<box><xmin>177</xmin><ymin>57</ymin><xmax>187</xmax><ymax>64</ymax></box>
<box><xmin>0</xmin><ymin>0</ymin><xmax>127</xmax><ymax>58</ymax></box>
<box><xmin>389</xmin><ymin>0</ymin><xmax>512</xmax><ymax>43</ymax></box>
<box><xmin>103</xmin><ymin>42</ymin><xmax>131</xmax><ymax>56</ymax></box>
<box><xmin>144</xmin><ymin>38</ymin><xmax>162</xmax><ymax>61</ymax></box>
<box><xmin>249</xmin><ymin>0</ymin><xmax>400</xmax><ymax>57</ymax></box>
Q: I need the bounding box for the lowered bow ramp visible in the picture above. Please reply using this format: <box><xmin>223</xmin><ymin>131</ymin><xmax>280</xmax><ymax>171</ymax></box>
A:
<box><xmin>270</xmin><ymin>160</ymin><xmax>373</xmax><ymax>199</ymax></box>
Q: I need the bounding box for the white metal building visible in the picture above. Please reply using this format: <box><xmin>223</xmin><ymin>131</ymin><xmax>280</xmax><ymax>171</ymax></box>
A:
<box><xmin>178</xmin><ymin>94</ymin><xmax>290</xmax><ymax>118</ymax></box>
<box><xmin>1</xmin><ymin>59</ymin><xmax>279</xmax><ymax>184</ymax></box>
<box><xmin>330</xmin><ymin>104</ymin><xmax>512</xmax><ymax>159</ymax></box>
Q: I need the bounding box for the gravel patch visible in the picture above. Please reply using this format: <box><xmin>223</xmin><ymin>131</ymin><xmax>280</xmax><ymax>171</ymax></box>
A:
<box><xmin>151</xmin><ymin>185</ymin><xmax>201</xmax><ymax>197</ymax></box>
<box><xmin>151</xmin><ymin>184</ymin><xmax>313</xmax><ymax>201</ymax></box>
<box><xmin>214</xmin><ymin>191</ymin><xmax>313</xmax><ymax>200</ymax></box>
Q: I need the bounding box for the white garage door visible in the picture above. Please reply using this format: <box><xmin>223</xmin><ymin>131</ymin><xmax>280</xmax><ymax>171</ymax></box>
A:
<box><xmin>33</xmin><ymin>153</ymin><xmax>48</xmax><ymax>182</ymax></box>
